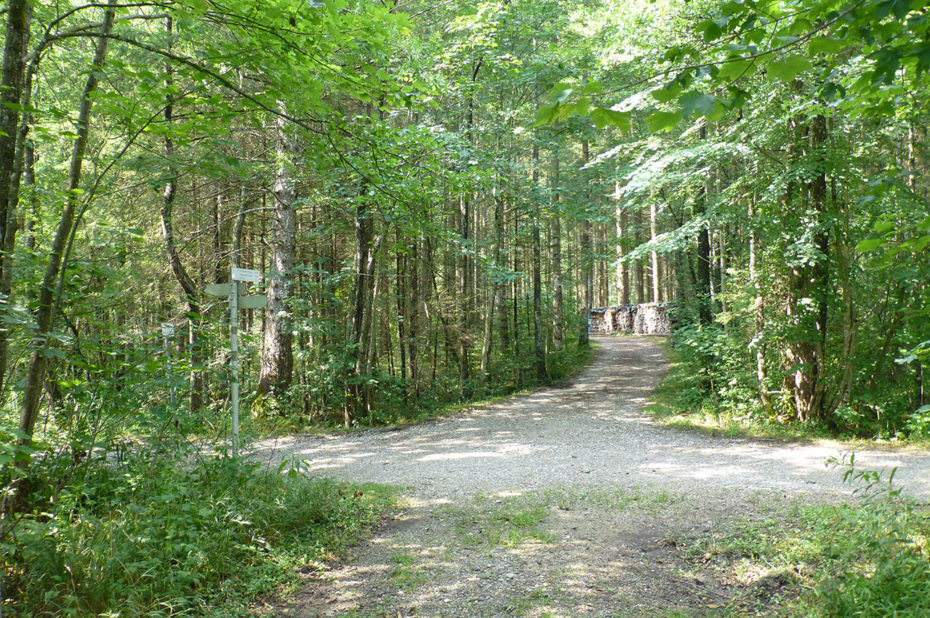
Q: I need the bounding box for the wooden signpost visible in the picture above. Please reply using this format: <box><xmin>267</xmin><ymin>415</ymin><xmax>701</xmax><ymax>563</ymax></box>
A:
<box><xmin>205</xmin><ymin>268</ymin><xmax>267</xmax><ymax>457</ymax></box>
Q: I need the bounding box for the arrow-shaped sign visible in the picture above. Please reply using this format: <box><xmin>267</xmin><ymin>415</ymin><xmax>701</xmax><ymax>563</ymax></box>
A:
<box><xmin>205</xmin><ymin>282</ymin><xmax>234</xmax><ymax>297</ymax></box>
<box><xmin>205</xmin><ymin>282</ymin><xmax>251</xmax><ymax>297</ymax></box>
<box><xmin>238</xmin><ymin>295</ymin><xmax>268</xmax><ymax>309</ymax></box>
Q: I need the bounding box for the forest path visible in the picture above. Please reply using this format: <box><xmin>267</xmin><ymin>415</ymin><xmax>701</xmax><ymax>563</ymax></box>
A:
<box><xmin>255</xmin><ymin>336</ymin><xmax>930</xmax><ymax>617</ymax></box>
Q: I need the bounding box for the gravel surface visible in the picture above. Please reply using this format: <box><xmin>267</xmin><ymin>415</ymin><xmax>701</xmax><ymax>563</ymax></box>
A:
<box><xmin>254</xmin><ymin>336</ymin><xmax>930</xmax><ymax>617</ymax></box>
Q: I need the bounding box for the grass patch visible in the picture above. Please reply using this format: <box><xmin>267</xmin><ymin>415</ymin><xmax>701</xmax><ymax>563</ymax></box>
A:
<box><xmin>500</xmin><ymin>588</ymin><xmax>556</xmax><ymax>615</ymax></box>
<box><xmin>540</xmin><ymin>486</ymin><xmax>676</xmax><ymax>514</ymax></box>
<box><xmin>387</xmin><ymin>552</ymin><xmax>429</xmax><ymax>590</ymax></box>
<box><xmin>445</xmin><ymin>485</ymin><xmax>673</xmax><ymax>551</ymax></box>
<box><xmin>2</xmin><ymin>454</ymin><xmax>398</xmax><ymax>616</ymax></box>
<box><xmin>448</xmin><ymin>493</ymin><xmax>556</xmax><ymax>549</ymax></box>
<box><xmin>688</xmin><ymin>462</ymin><xmax>930</xmax><ymax>616</ymax></box>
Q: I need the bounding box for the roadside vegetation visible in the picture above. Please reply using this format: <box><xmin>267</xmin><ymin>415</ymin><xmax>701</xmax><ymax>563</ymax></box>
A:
<box><xmin>688</xmin><ymin>462</ymin><xmax>930</xmax><ymax>617</ymax></box>
<box><xmin>2</xmin><ymin>450</ymin><xmax>397</xmax><ymax>616</ymax></box>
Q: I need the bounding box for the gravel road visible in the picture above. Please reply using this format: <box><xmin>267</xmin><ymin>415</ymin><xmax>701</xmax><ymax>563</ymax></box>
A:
<box><xmin>254</xmin><ymin>336</ymin><xmax>930</xmax><ymax>617</ymax></box>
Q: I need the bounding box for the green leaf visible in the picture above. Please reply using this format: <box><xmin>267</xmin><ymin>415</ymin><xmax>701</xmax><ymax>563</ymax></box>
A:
<box><xmin>717</xmin><ymin>58</ymin><xmax>757</xmax><ymax>80</ymax></box>
<box><xmin>646</xmin><ymin>110</ymin><xmax>682</xmax><ymax>133</ymax></box>
<box><xmin>547</xmin><ymin>82</ymin><xmax>573</xmax><ymax>103</ymax></box>
<box><xmin>767</xmin><ymin>55</ymin><xmax>813</xmax><ymax>82</ymax></box>
<box><xmin>535</xmin><ymin>103</ymin><xmax>559</xmax><ymax>126</ymax></box>
<box><xmin>651</xmin><ymin>86</ymin><xmax>680</xmax><ymax>103</ymax></box>
<box><xmin>808</xmin><ymin>37</ymin><xmax>847</xmax><ymax>56</ymax></box>
<box><xmin>855</xmin><ymin>238</ymin><xmax>884</xmax><ymax>252</ymax></box>
<box><xmin>679</xmin><ymin>91</ymin><xmax>718</xmax><ymax>118</ymax></box>
<box><xmin>591</xmin><ymin>107</ymin><xmax>631</xmax><ymax>132</ymax></box>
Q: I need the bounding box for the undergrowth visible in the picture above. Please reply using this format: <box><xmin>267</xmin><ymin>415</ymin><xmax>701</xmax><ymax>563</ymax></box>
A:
<box><xmin>1</xmin><ymin>452</ymin><xmax>397</xmax><ymax>616</ymax></box>
<box><xmin>692</xmin><ymin>457</ymin><xmax>930</xmax><ymax>616</ymax></box>
<box><xmin>648</xmin><ymin>338</ymin><xmax>851</xmax><ymax>444</ymax></box>
<box><xmin>256</xmin><ymin>339</ymin><xmax>598</xmax><ymax>434</ymax></box>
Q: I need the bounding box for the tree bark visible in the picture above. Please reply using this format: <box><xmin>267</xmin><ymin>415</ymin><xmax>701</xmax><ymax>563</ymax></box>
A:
<box><xmin>695</xmin><ymin>124</ymin><xmax>712</xmax><ymax>323</ymax></box>
<box><xmin>258</xmin><ymin>109</ymin><xmax>296</xmax><ymax>395</ymax></box>
<box><xmin>579</xmin><ymin>139</ymin><xmax>592</xmax><ymax>347</ymax></box>
<box><xmin>346</xmin><ymin>194</ymin><xmax>380</xmax><ymax>425</ymax></box>
<box><xmin>633</xmin><ymin>208</ymin><xmax>645</xmax><ymax>305</ymax></box>
<box><xmin>551</xmin><ymin>151</ymin><xmax>564</xmax><ymax>352</ymax></box>
<box><xmin>615</xmin><ymin>181</ymin><xmax>629</xmax><ymax>305</ymax></box>
<box><xmin>532</xmin><ymin>137</ymin><xmax>546</xmax><ymax>379</ymax></box>
<box><xmin>0</xmin><ymin>0</ymin><xmax>31</xmax><ymax>399</ymax></box>
<box><xmin>748</xmin><ymin>192</ymin><xmax>770</xmax><ymax>410</ymax></box>
<box><xmin>650</xmin><ymin>201</ymin><xmax>660</xmax><ymax>303</ymax></box>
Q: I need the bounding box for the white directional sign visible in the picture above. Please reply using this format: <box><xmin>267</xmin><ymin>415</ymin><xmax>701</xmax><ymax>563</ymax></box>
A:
<box><xmin>231</xmin><ymin>267</ymin><xmax>261</xmax><ymax>283</ymax></box>
<box><xmin>161</xmin><ymin>322</ymin><xmax>175</xmax><ymax>337</ymax></box>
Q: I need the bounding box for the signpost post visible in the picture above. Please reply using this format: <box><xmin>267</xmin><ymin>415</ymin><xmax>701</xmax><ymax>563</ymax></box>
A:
<box><xmin>205</xmin><ymin>268</ymin><xmax>267</xmax><ymax>457</ymax></box>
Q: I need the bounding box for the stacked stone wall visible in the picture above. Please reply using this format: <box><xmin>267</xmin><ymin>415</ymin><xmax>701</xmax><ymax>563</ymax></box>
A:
<box><xmin>589</xmin><ymin>303</ymin><xmax>671</xmax><ymax>336</ymax></box>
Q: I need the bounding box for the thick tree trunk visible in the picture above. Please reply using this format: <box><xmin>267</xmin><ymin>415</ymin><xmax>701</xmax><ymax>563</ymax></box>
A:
<box><xmin>258</xmin><ymin>110</ymin><xmax>296</xmax><ymax>395</ymax></box>
<box><xmin>0</xmin><ymin>0</ymin><xmax>31</xmax><ymax>399</ymax></box>
<box><xmin>786</xmin><ymin>114</ymin><xmax>829</xmax><ymax>422</ymax></box>
<box><xmin>19</xmin><ymin>1</ymin><xmax>116</xmax><ymax>447</ymax></box>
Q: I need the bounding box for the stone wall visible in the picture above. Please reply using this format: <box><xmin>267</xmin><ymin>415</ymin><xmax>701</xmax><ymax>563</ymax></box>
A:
<box><xmin>590</xmin><ymin>303</ymin><xmax>671</xmax><ymax>336</ymax></box>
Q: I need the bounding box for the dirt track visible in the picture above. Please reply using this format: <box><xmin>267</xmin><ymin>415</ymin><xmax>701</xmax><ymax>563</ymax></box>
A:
<box><xmin>254</xmin><ymin>336</ymin><xmax>930</xmax><ymax>616</ymax></box>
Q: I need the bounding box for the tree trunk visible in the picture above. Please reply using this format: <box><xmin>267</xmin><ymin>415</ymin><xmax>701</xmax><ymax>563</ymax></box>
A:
<box><xmin>551</xmin><ymin>151</ymin><xmax>564</xmax><ymax>352</ymax></box>
<box><xmin>633</xmin><ymin>208</ymin><xmax>645</xmax><ymax>305</ymax></box>
<box><xmin>695</xmin><ymin>124</ymin><xmax>712</xmax><ymax>323</ymax></box>
<box><xmin>346</xmin><ymin>196</ymin><xmax>379</xmax><ymax>425</ymax></box>
<box><xmin>579</xmin><ymin>139</ymin><xmax>592</xmax><ymax>347</ymax></box>
<box><xmin>532</xmin><ymin>137</ymin><xmax>546</xmax><ymax>380</ymax></box>
<box><xmin>258</xmin><ymin>109</ymin><xmax>296</xmax><ymax>395</ymax></box>
<box><xmin>650</xmin><ymin>201</ymin><xmax>660</xmax><ymax>303</ymax></box>
<box><xmin>480</xmin><ymin>190</ymin><xmax>503</xmax><ymax>377</ymax></box>
<box><xmin>160</xmin><ymin>16</ymin><xmax>204</xmax><ymax>413</ymax></box>
<box><xmin>615</xmin><ymin>183</ymin><xmax>630</xmax><ymax>305</ymax></box>
<box><xmin>19</xmin><ymin>1</ymin><xmax>117</xmax><ymax>447</ymax></box>
<box><xmin>748</xmin><ymin>192</ymin><xmax>770</xmax><ymax>410</ymax></box>
<box><xmin>0</xmin><ymin>0</ymin><xmax>31</xmax><ymax>399</ymax></box>
<box><xmin>786</xmin><ymin>114</ymin><xmax>829</xmax><ymax>422</ymax></box>
<box><xmin>458</xmin><ymin>195</ymin><xmax>470</xmax><ymax>387</ymax></box>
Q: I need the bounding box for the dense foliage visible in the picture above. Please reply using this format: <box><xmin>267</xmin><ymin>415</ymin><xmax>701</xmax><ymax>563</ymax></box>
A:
<box><xmin>1</xmin><ymin>0</ymin><xmax>929</xmax><ymax>613</ymax></box>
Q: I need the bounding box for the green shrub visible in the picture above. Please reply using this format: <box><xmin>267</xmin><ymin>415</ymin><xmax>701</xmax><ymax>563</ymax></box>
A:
<box><xmin>2</xmin><ymin>454</ymin><xmax>395</xmax><ymax>616</ymax></box>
